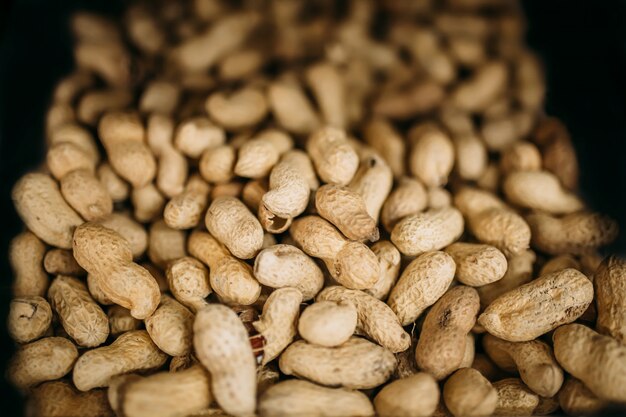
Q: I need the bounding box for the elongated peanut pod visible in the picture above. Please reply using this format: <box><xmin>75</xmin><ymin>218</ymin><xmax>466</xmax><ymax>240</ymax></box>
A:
<box><xmin>594</xmin><ymin>256</ymin><xmax>626</xmax><ymax>343</ymax></box>
<box><xmin>408</xmin><ymin>123</ymin><xmax>455</xmax><ymax>187</ymax></box>
<box><xmin>391</xmin><ymin>207</ymin><xmax>464</xmax><ymax>256</ymax></box>
<box><xmin>259</xmin><ymin>379</ymin><xmax>374</xmax><ymax>417</ymax></box>
<box><xmin>48</xmin><ymin>275</ymin><xmax>109</xmax><ymax>347</ymax></box>
<box><xmin>492</xmin><ymin>378</ymin><xmax>540</xmax><ymax>417</ymax></box>
<box><xmin>30</xmin><ymin>380</ymin><xmax>113</xmax><ymax>417</ymax></box>
<box><xmin>477</xmin><ymin>249</ymin><xmax>536</xmax><ymax>308</ymax></box>
<box><xmin>108</xmin><ymin>305</ymin><xmax>141</xmax><ymax>337</ymax></box>
<box><xmin>483</xmin><ymin>334</ymin><xmax>563</xmax><ymax>397</ymax></box>
<box><xmin>73</xmin><ymin>330</ymin><xmax>167</xmax><ymax>391</ymax></box>
<box><xmin>156</xmin><ymin>146</ymin><xmax>188</xmax><ymax>198</ymax></box>
<box><xmin>131</xmin><ymin>182</ymin><xmax>165</xmax><ymax>223</ymax></box>
<box><xmin>444</xmin><ymin>243</ymin><xmax>507</xmax><ymax>287</ymax></box>
<box><xmin>315</xmin><ymin>184</ymin><xmax>378</xmax><ymax>241</ymax></box>
<box><xmin>558</xmin><ymin>378</ymin><xmax>607</xmax><ymax>416</ymax></box>
<box><xmin>298</xmin><ymin>300</ymin><xmax>357</xmax><ymax>348</ymax></box>
<box><xmin>97</xmin><ymin>212</ymin><xmax>148</xmax><ymax>259</ymax></box>
<box><xmin>450</xmin><ymin>61</ymin><xmax>508</xmax><ymax>112</ymax></box>
<box><xmin>253</xmin><ymin>287</ymin><xmax>302</xmax><ymax>364</ymax></box>
<box><xmin>375</xmin><ymin>373</ymin><xmax>440</xmax><ymax>417</ymax></box>
<box><xmin>194</xmin><ymin>304</ymin><xmax>257</xmax><ymax>416</ymax></box>
<box><xmin>60</xmin><ymin>168</ymin><xmax>113</xmax><ymax>221</ymax></box>
<box><xmin>479</xmin><ymin>268</ymin><xmax>594</xmax><ymax>342</ymax></box>
<box><xmin>363</xmin><ymin>118</ymin><xmax>405</xmax><ymax>178</ymax></box>
<box><xmin>348</xmin><ymin>149</ymin><xmax>393</xmax><ymax>223</ymax></box>
<box><xmin>166</xmin><ymin>256</ymin><xmax>211</xmax><ymax>312</ymax></box>
<box><xmin>365</xmin><ymin>241</ymin><xmax>401</xmax><ymax>300</ymax></box>
<box><xmin>306</xmin><ymin>62</ymin><xmax>346</xmax><ymax>129</ymax></box>
<box><xmin>44</xmin><ymin>248</ymin><xmax>85</xmax><ymax>276</ymax></box>
<box><xmin>381</xmin><ymin>177</ymin><xmax>428</xmax><ymax>232</ymax></box>
<box><xmin>388</xmin><ymin>251</ymin><xmax>456</xmax><ymax>325</ymax></box>
<box><xmin>268</xmin><ymin>78</ymin><xmax>321</xmax><ymax>135</ymax></box>
<box><xmin>8</xmin><ymin>296</ymin><xmax>52</xmax><ymax>344</ymax></box>
<box><xmin>280</xmin><ymin>149</ymin><xmax>319</xmax><ymax>191</ymax></box>
<box><xmin>469</xmin><ymin>207</ymin><xmax>531</xmax><ymax>257</ymax></box>
<box><xmin>280</xmin><ymin>337</ymin><xmax>396</xmax><ymax>389</ymax></box>
<box><xmin>9</xmin><ymin>231</ymin><xmax>49</xmax><ymax>297</ymax></box>
<box><xmin>199</xmin><ymin>144</ymin><xmax>235</xmax><ymax>183</ymax></box>
<box><xmin>306</xmin><ymin>127</ymin><xmax>359</xmax><ymax>186</ymax></box>
<box><xmin>164</xmin><ymin>175</ymin><xmax>211</xmax><ymax>229</ymax></box>
<box><xmin>234</xmin><ymin>129</ymin><xmax>292</xmax><ymax>179</ymax></box>
<box><xmin>503</xmin><ymin>170</ymin><xmax>583</xmax><ymax>214</ymax></box>
<box><xmin>73</xmin><ymin>222</ymin><xmax>160</xmax><ymax>319</ymax></box>
<box><xmin>553</xmin><ymin>324</ymin><xmax>626</xmax><ymax>402</ymax></box>
<box><xmin>206</xmin><ymin>87</ymin><xmax>269</xmax><ymax>131</ymax></box>
<box><xmin>290</xmin><ymin>216</ymin><xmax>379</xmax><ymax>290</ymax></box>
<box><xmin>12</xmin><ymin>173</ymin><xmax>83</xmax><ymax>249</ymax></box>
<box><xmin>454</xmin><ymin>134</ymin><xmax>487</xmax><ymax>181</ymax></box>
<box><xmin>444</xmin><ymin>368</ymin><xmax>497</xmax><ymax>417</ymax></box>
<box><xmin>145</xmin><ymin>295</ymin><xmax>194</xmax><ymax>356</ymax></box>
<box><xmin>317</xmin><ymin>286</ymin><xmax>410</xmax><ymax>353</ymax></box>
<box><xmin>415</xmin><ymin>286</ymin><xmax>480</xmax><ymax>380</ymax></box>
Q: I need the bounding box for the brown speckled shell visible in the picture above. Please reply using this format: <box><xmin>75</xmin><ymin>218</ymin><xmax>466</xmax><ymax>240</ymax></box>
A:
<box><xmin>348</xmin><ymin>149</ymin><xmax>393</xmax><ymax>223</ymax></box>
<box><xmin>262</xmin><ymin>160</ymin><xmax>310</xmax><ymax>219</ymax></box>
<box><xmin>164</xmin><ymin>175</ymin><xmax>211</xmax><ymax>230</ymax></box>
<box><xmin>365</xmin><ymin>241</ymin><xmax>401</xmax><ymax>300</ymax></box>
<box><xmin>558</xmin><ymin>378</ymin><xmax>607</xmax><ymax>416</ymax></box>
<box><xmin>97</xmin><ymin>212</ymin><xmax>148</xmax><ymax>259</ymax></box>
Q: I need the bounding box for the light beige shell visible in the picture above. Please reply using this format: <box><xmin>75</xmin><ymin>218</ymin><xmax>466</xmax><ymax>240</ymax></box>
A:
<box><xmin>391</xmin><ymin>207</ymin><xmax>464</xmax><ymax>256</ymax></box>
<box><xmin>8</xmin><ymin>337</ymin><xmax>78</xmax><ymax>389</ymax></box>
<box><xmin>500</xmin><ymin>141</ymin><xmax>542</xmax><ymax>175</ymax></box>
<box><xmin>97</xmin><ymin>212</ymin><xmax>148</xmax><ymax>259</ymax></box>
<box><xmin>164</xmin><ymin>175</ymin><xmax>211</xmax><ymax>230</ymax></box>
<box><xmin>348</xmin><ymin>149</ymin><xmax>393</xmax><ymax>223</ymax></box>
<box><xmin>315</xmin><ymin>184</ymin><xmax>378</xmax><ymax>241</ymax></box>
<box><xmin>148</xmin><ymin>219</ymin><xmax>187</xmax><ymax>268</ymax></box>
<box><xmin>60</xmin><ymin>168</ymin><xmax>113</xmax><ymax>221</ymax></box>
<box><xmin>96</xmin><ymin>163</ymin><xmax>129</xmax><ymax>202</ymax></box>
<box><xmin>48</xmin><ymin>275</ymin><xmax>109</xmax><ymax>347</ymax></box>
<box><xmin>477</xmin><ymin>249</ymin><xmax>535</xmax><ymax>308</ymax></box>
<box><xmin>46</xmin><ymin>141</ymin><xmax>96</xmax><ymax>180</ymax></box>
<box><xmin>8</xmin><ymin>296</ymin><xmax>52</xmax><ymax>343</ymax></box>
<box><xmin>44</xmin><ymin>249</ymin><xmax>85</xmax><ymax>276</ymax></box>
<box><xmin>167</xmin><ymin>256</ymin><xmax>211</xmax><ymax>312</ymax></box>
<box><xmin>253</xmin><ymin>244</ymin><xmax>324</xmax><ymax>301</ymax></box>
<box><xmin>306</xmin><ymin>127</ymin><xmax>359</xmax><ymax>186</ymax></box>
<box><xmin>443</xmin><ymin>368</ymin><xmax>497</xmax><ymax>417</ymax></box>
<box><xmin>205</xmin><ymin>196</ymin><xmax>263</xmax><ymax>259</ymax></box>
<box><xmin>174</xmin><ymin>116</ymin><xmax>225</xmax><ymax>158</ymax></box>
<box><xmin>492</xmin><ymin>378</ymin><xmax>540</xmax><ymax>417</ymax></box>
<box><xmin>553</xmin><ymin>324</ymin><xmax>626</xmax><ymax>402</ymax></box>
<box><xmin>483</xmin><ymin>334</ymin><xmax>563</xmax><ymax>397</ymax></box>
<box><xmin>540</xmin><ymin>254</ymin><xmax>581</xmax><ymax>276</ymax></box>
<box><xmin>145</xmin><ymin>294</ymin><xmax>194</xmax><ymax>356</ymax></box>
<box><xmin>146</xmin><ymin>113</ymin><xmax>174</xmax><ymax>156</ymax></box>
<box><xmin>279</xmin><ymin>337</ymin><xmax>396</xmax><ymax>389</ymax></box>
<box><xmin>317</xmin><ymin>286</ymin><xmax>410</xmax><ymax>353</ymax></box>
<box><xmin>200</xmin><ymin>144</ymin><xmax>235</xmax><ymax>184</ymax></box>
<box><xmin>258</xmin><ymin>379</ymin><xmax>374</xmax><ymax>417</ymax></box>
<box><xmin>77</xmin><ymin>89</ymin><xmax>132</xmax><ymax>125</ymax></box>
<box><xmin>253</xmin><ymin>287</ymin><xmax>302</xmax><ymax>364</ymax></box>
<box><xmin>306</xmin><ymin>62</ymin><xmax>346</xmax><ymax>129</ymax></box>
<box><xmin>131</xmin><ymin>183</ymin><xmax>165</xmax><ymax>223</ymax></box>
<box><xmin>12</xmin><ymin>173</ymin><xmax>83</xmax><ymax>249</ymax></box>
<box><xmin>408</xmin><ymin>124</ymin><xmax>455</xmax><ymax>187</ymax></box>
<box><xmin>9</xmin><ymin>231</ymin><xmax>49</xmax><ymax>297</ymax></box>
<box><xmin>139</xmin><ymin>80</ymin><xmax>180</xmax><ymax>114</ymax></box>
<box><xmin>268</xmin><ymin>79</ymin><xmax>321</xmax><ymax>135</ymax></box>
<box><xmin>29</xmin><ymin>381</ymin><xmax>113</xmax><ymax>417</ymax></box>
<box><xmin>388</xmin><ymin>251</ymin><xmax>456</xmax><ymax>326</ymax></box>
<box><xmin>479</xmin><ymin>268</ymin><xmax>594</xmax><ymax>342</ymax></box>
<box><xmin>558</xmin><ymin>378</ymin><xmax>607</xmax><ymax>416</ymax></box>
<box><xmin>156</xmin><ymin>146</ymin><xmax>188</xmax><ymax>198</ymax></box>
<box><xmin>374</xmin><ymin>373</ymin><xmax>440</xmax><ymax>417</ymax></box>
<box><xmin>594</xmin><ymin>256</ymin><xmax>626</xmax><ymax>343</ymax></box>
<box><xmin>454</xmin><ymin>134</ymin><xmax>487</xmax><ymax>181</ymax></box>
<box><xmin>415</xmin><ymin>286</ymin><xmax>480</xmax><ymax>380</ymax></box>
<box><xmin>503</xmin><ymin>171</ymin><xmax>583</xmax><ymax>214</ymax></box>
<box><xmin>108</xmin><ymin>305</ymin><xmax>141</xmax><ymax>337</ymax></box>
<box><xmin>73</xmin><ymin>222</ymin><xmax>161</xmax><ymax>319</ymax></box>
<box><xmin>365</xmin><ymin>241</ymin><xmax>401</xmax><ymax>300</ymax></box>
<box><xmin>206</xmin><ymin>87</ymin><xmax>268</xmax><ymax>131</ymax></box>
<box><xmin>121</xmin><ymin>365</ymin><xmax>212</xmax><ymax>417</ymax></box>
<box><xmin>280</xmin><ymin>149</ymin><xmax>319</xmax><ymax>191</ymax></box>
<box><xmin>527</xmin><ymin>212</ymin><xmax>619</xmax><ymax>255</ymax></box>
<box><xmin>290</xmin><ymin>216</ymin><xmax>379</xmax><ymax>290</ymax></box>
<box><xmin>298</xmin><ymin>300</ymin><xmax>357</xmax><ymax>347</ymax></box>
<box><xmin>73</xmin><ymin>330</ymin><xmax>167</xmax><ymax>391</ymax></box>
<box><xmin>193</xmin><ymin>304</ymin><xmax>257</xmax><ymax>416</ymax></box>
<box><xmin>444</xmin><ymin>243</ymin><xmax>507</xmax><ymax>287</ymax></box>
<box><xmin>469</xmin><ymin>208</ymin><xmax>531</xmax><ymax>257</ymax></box>
<box><xmin>450</xmin><ymin>61</ymin><xmax>508</xmax><ymax>112</ymax></box>
<box><xmin>105</xmin><ymin>140</ymin><xmax>157</xmax><ymax>188</ymax></box>
<box><xmin>363</xmin><ymin>118</ymin><xmax>405</xmax><ymax>179</ymax></box>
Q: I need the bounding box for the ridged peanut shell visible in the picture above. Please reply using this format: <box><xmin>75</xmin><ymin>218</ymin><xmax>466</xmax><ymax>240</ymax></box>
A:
<box><xmin>374</xmin><ymin>373</ymin><xmax>440</xmax><ymax>417</ymax></box>
<box><xmin>8</xmin><ymin>296</ymin><xmax>52</xmax><ymax>343</ymax></box>
<box><xmin>391</xmin><ymin>207</ymin><xmax>464</xmax><ymax>256</ymax></box>
<box><xmin>443</xmin><ymin>368</ymin><xmax>497</xmax><ymax>417</ymax></box>
<box><xmin>444</xmin><ymin>243</ymin><xmax>507</xmax><ymax>287</ymax></box>
<box><xmin>594</xmin><ymin>256</ymin><xmax>626</xmax><ymax>343</ymax></box>
<box><xmin>315</xmin><ymin>184</ymin><xmax>378</xmax><ymax>241</ymax></box>
<box><xmin>145</xmin><ymin>294</ymin><xmax>194</xmax><ymax>356</ymax></box>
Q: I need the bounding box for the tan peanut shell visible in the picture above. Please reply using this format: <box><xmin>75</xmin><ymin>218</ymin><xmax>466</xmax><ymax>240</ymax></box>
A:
<box><xmin>121</xmin><ymin>365</ymin><xmax>212</xmax><ymax>417</ymax></box>
<box><xmin>60</xmin><ymin>168</ymin><xmax>113</xmax><ymax>221</ymax></box>
<box><xmin>279</xmin><ymin>337</ymin><xmax>396</xmax><ymax>389</ymax></box>
<box><xmin>253</xmin><ymin>287</ymin><xmax>302</xmax><ymax>364</ymax></box>
<box><xmin>553</xmin><ymin>324</ymin><xmax>626</xmax><ymax>402</ymax></box>
<box><xmin>166</xmin><ymin>256</ymin><xmax>211</xmax><ymax>312</ymax></box>
<box><xmin>44</xmin><ymin>249</ymin><xmax>85</xmax><ymax>276</ymax></box>
<box><xmin>381</xmin><ymin>178</ymin><xmax>428</xmax><ymax>232</ymax></box>
<box><xmin>47</xmin><ymin>141</ymin><xmax>95</xmax><ymax>180</ymax></box>
<box><xmin>97</xmin><ymin>212</ymin><xmax>148</xmax><ymax>259</ymax></box>
<box><xmin>298</xmin><ymin>300</ymin><xmax>357</xmax><ymax>347</ymax></box>
<box><xmin>468</xmin><ymin>208</ymin><xmax>531</xmax><ymax>257</ymax></box>
<box><xmin>48</xmin><ymin>275</ymin><xmax>109</xmax><ymax>347</ymax></box>
<box><xmin>527</xmin><ymin>211</ymin><xmax>619</xmax><ymax>255</ymax></box>
<box><xmin>187</xmin><ymin>230</ymin><xmax>260</xmax><ymax>305</ymax></box>
<box><xmin>76</xmin><ymin>89</ymin><xmax>132</xmax><ymax>125</ymax></box>
<box><xmin>9</xmin><ymin>231</ymin><xmax>49</xmax><ymax>297</ymax></box>
<box><xmin>108</xmin><ymin>305</ymin><xmax>141</xmax><ymax>337</ymax></box>
<box><xmin>540</xmin><ymin>254</ymin><xmax>581</xmax><ymax>276</ymax></box>
<box><xmin>12</xmin><ymin>173</ymin><xmax>83</xmax><ymax>249</ymax></box>
<box><xmin>558</xmin><ymin>378</ymin><xmax>607</xmax><ymax>416</ymax></box>
<box><xmin>408</xmin><ymin>124</ymin><xmax>455</xmax><ymax>187</ymax></box>
<box><xmin>173</xmin><ymin>117</ymin><xmax>225</xmax><ymax>159</ymax></box>
<box><xmin>316</xmin><ymin>286</ymin><xmax>410</xmax><ymax>353</ymax></box>
<box><xmin>8</xmin><ymin>337</ymin><xmax>78</xmax><ymax>389</ymax></box>
<box><xmin>206</xmin><ymin>87</ymin><xmax>268</xmax><ymax>131</ymax></box>
<box><xmin>415</xmin><ymin>286</ymin><xmax>480</xmax><ymax>380</ymax></box>
<box><xmin>391</xmin><ymin>207</ymin><xmax>464</xmax><ymax>256</ymax></box>
<box><xmin>268</xmin><ymin>78</ymin><xmax>321</xmax><ymax>136</ymax></box>
<box><xmin>306</xmin><ymin>127</ymin><xmax>359</xmax><ymax>186</ymax></box>
<box><xmin>147</xmin><ymin>220</ymin><xmax>187</xmax><ymax>268</ymax></box>
<box><xmin>492</xmin><ymin>378</ymin><xmax>540</xmax><ymax>417</ymax></box>
<box><xmin>156</xmin><ymin>146</ymin><xmax>188</xmax><ymax>198</ymax></box>
<box><xmin>205</xmin><ymin>196</ymin><xmax>263</xmax><ymax>259</ymax></box>
<box><xmin>315</xmin><ymin>184</ymin><xmax>378</xmax><ymax>241</ymax></box>
<box><xmin>200</xmin><ymin>144</ymin><xmax>235</xmax><ymax>184</ymax></box>
<box><xmin>477</xmin><ymin>249</ymin><xmax>536</xmax><ymax>308</ymax></box>
<box><xmin>8</xmin><ymin>296</ymin><xmax>52</xmax><ymax>343</ymax></box>
<box><xmin>374</xmin><ymin>373</ymin><xmax>440</xmax><ymax>417</ymax></box>
<box><xmin>348</xmin><ymin>149</ymin><xmax>393</xmax><ymax>223</ymax></box>
<box><xmin>73</xmin><ymin>330</ymin><xmax>167</xmax><ymax>391</ymax></box>
<box><xmin>479</xmin><ymin>268</ymin><xmax>594</xmax><ymax>342</ymax></box>
<box><xmin>594</xmin><ymin>256</ymin><xmax>626</xmax><ymax>343</ymax></box>
<box><xmin>73</xmin><ymin>222</ymin><xmax>161</xmax><ymax>319</ymax></box>
<box><xmin>363</xmin><ymin>118</ymin><xmax>405</xmax><ymax>178</ymax></box>
<box><xmin>29</xmin><ymin>381</ymin><xmax>113</xmax><ymax>417</ymax></box>
<box><xmin>258</xmin><ymin>379</ymin><xmax>374</xmax><ymax>417</ymax></box>
<box><xmin>164</xmin><ymin>175</ymin><xmax>211</xmax><ymax>230</ymax></box>
<box><xmin>365</xmin><ymin>241</ymin><xmax>401</xmax><ymax>300</ymax></box>
<box><xmin>450</xmin><ymin>61</ymin><xmax>508</xmax><ymax>112</ymax></box>
<box><xmin>454</xmin><ymin>134</ymin><xmax>487</xmax><ymax>181</ymax></box>
<box><xmin>306</xmin><ymin>62</ymin><xmax>346</xmax><ymax>129</ymax></box>
<box><xmin>280</xmin><ymin>149</ymin><xmax>319</xmax><ymax>191</ymax></box>
<box><xmin>443</xmin><ymin>368</ymin><xmax>498</xmax><ymax>417</ymax></box>
<box><xmin>131</xmin><ymin>183</ymin><xmax>165</xmax><ymax>223</ymax></box>
<box><xmin>444</xmin><ymin>243</ymin><xmax>507</xmax><ymax>287</ymax></box>
<box><xmin>503</xmin><ymin>170</ymin><xmax>583</xmax><ymax>214</ymax></box>
<box><xmin>193</xmin><ymin>304</ymin><xmax>257</xmax><ymax>417</ymax></box>
<box><xmin>253</xmin><ymin>244</ymin><xmax>323</xmax><ymax>301</ymax></box>
<box><xmin>145</xmin><ymin>294</ymin><xmax>194</xmax><ymax>356</ymax></box>
<box><xmin>483</xmin><ymin>334</ymin><xmax>563</xmax><ymax>397</ymax></box>
<box><xmin>97</xmin><ymin>162</ymin><xmax>128</xmax><ymax>202</ymax></box>
<box><xmin>290</xmin><ymin>216</ymin><xmax>379</xmax><ymax>290</ymax></box>
<box><xmin>388</xmin><ymin>251</ymin><xmax>456</xmax><ymax>326</ymax></box>
<box><xmin>500</xmin><ymin>141</ymin><xmax>542</xmax><ymax>175</ymax></box>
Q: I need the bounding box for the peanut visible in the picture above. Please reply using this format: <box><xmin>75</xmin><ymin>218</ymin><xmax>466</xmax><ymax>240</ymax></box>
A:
<box><xmin>594</xmin><ymin>256</ymin><xmax>626</xmax><ymax>343</ymax></box>
<box><xmin>374</xmin><ymin>373</ymin><xmax>440</xmax><ymax>417</ymax></box>
<box><xmin>29</xmin><ymin>381</ymin><xmax>113</xmax><ymax>417</ymax></box>
<box><xmin>306</xmin><ymin>62</ymin><xmax>346</xmax><ymax>129</ymax></box>
<box><xmin>43</xmin><ymin>248</ymin><xmax>85</xmax><ymax>276</ymax></box>
<box><xmin>145</xmin><ymin>294</ymin><xmax>194</xmax><ymax>356</ymax></box>
<box><xmin>131</xmin><ymin>182</ymin><xmax>166</xmax><ymax>223</ymax></box>
<box><xmin>279</xmin><ymin>337</ymin><xmax>396</xmax><ymax>389</ymax></box>
<box><xmin>298</xmin><ymin>300</ymin><xmax>357</xmax><ymax>347</ymax></box>
<box><xmin>408</xmin><ymin>123</ymin><xmax>455</xmax><ymax>187</ymax></box>
<box><xmin>444</xmin><ymin>243</ymin><xmax>507</xmax><ymax>287</ymax></box>
<box><xmin>167</xmin><ymin>256</ymin><xmax>211</xmax><ymax>312</ymax></box>
<box><xmin>200</xmin><ymin>144</ymin><xmax>235</xmax><ymax>183</ymax></box>
<box><xmin>558</xmin><ymin>378</ymin><xmax>607</xmax><ymax>416</ymax></box>
<box><xmin>315</xmin><ymin>184</ymin><xmax>378</xmax><ymax>241</ymax></box>
<box><xmin>492</xmin><ymin>378</ymin><xmax>540</xmax><ymax>417</ymax></box>
<box><xmin>477</xmin><ymin>249</ymin><xmax>536</xmax><ymax>308</ymax></box>
<box><xmin>193</xmin><ymin>304</ymin><xmax>257</xmax><ymax>416</ymax></box>
<box><xmin>479</xmin><ymin>268</ymin><xmax>594</xmax><ymax>341</ymax></box>
<box><xmin>8</xmin><ymin>296</ymin><xmax>52</xmax><ymax>343</ymax></box>
<box><xmin>147</xmin><ymin>219</ymin><xmax>187</xmax><ymax>268</ymax></box>
<box><xmin>108</xmin><ymin>305</ymin><xmax>141</xmax><ymax>337</ymax></box>
<box><xmin>348</xmin><ymin>148</ymin><xmax>393</xmax><ymax>223</ymax></box>
<box><xmin>365</xmin><ymin>241</ymin><xmax>402</xmax><ymax>300</ymax></box>
<box><xmin>235</xmin><ymin>129</ymin><xmax>292</xmax><ymax>179</ymax></box>
<box><xmin>503</xmin><ymin>171</ymin><xmax>583</xmax><ymax>214</ymax></box>
<box><xmin>9</xmin><ymin>231</ymin><xmax>49</xmax><ymax>297</ymax></box>
<box><xmin>206</xmin><ymin>87</ymin><xmax>268</xmax><ymax>131</ymax></box>
<box><xmin>391</xmin><ymin>207</ymin><xmax>464</xmax><ymax>256</ymax></box>
<box><xmin>97</xmin><ymin>212</ymin><xmax>148</xmax><ymax>259</ymax></box>
<box><xmin>268</xmin><ymin>77</ymin><xmax>321</xmax><ymax>135</ymax></box>
<box><xmin>443</xmin><ymin>368</ymin><xmax>498</xmax><ymax>417</ymax></box>
<box><xmin>306</xmin><ymin>127</ymin><xmax>359</xmax><ymax>186</ymax></box>
<box><xmin>73</xmin><ymin>330</ymin><xmax>167</xmax><ymax>391</ymax></box>
<box><xmin>381</xmin><ymin>177</ymin><xmax>428</xmax><ymax>232</ymax></box>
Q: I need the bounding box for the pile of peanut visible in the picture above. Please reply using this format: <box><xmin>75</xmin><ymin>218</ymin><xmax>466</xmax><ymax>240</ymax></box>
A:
<box><xmin>7</xmin><ymin>1</ymin><xmax>626</xmax><ymax>416</ymax></box>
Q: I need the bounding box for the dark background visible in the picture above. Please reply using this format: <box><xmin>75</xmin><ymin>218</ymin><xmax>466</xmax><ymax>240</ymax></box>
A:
<box><xmin>1</xmin><ymin>1</ymin><xmax>625</xmax><ymax>415</ymax></box>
